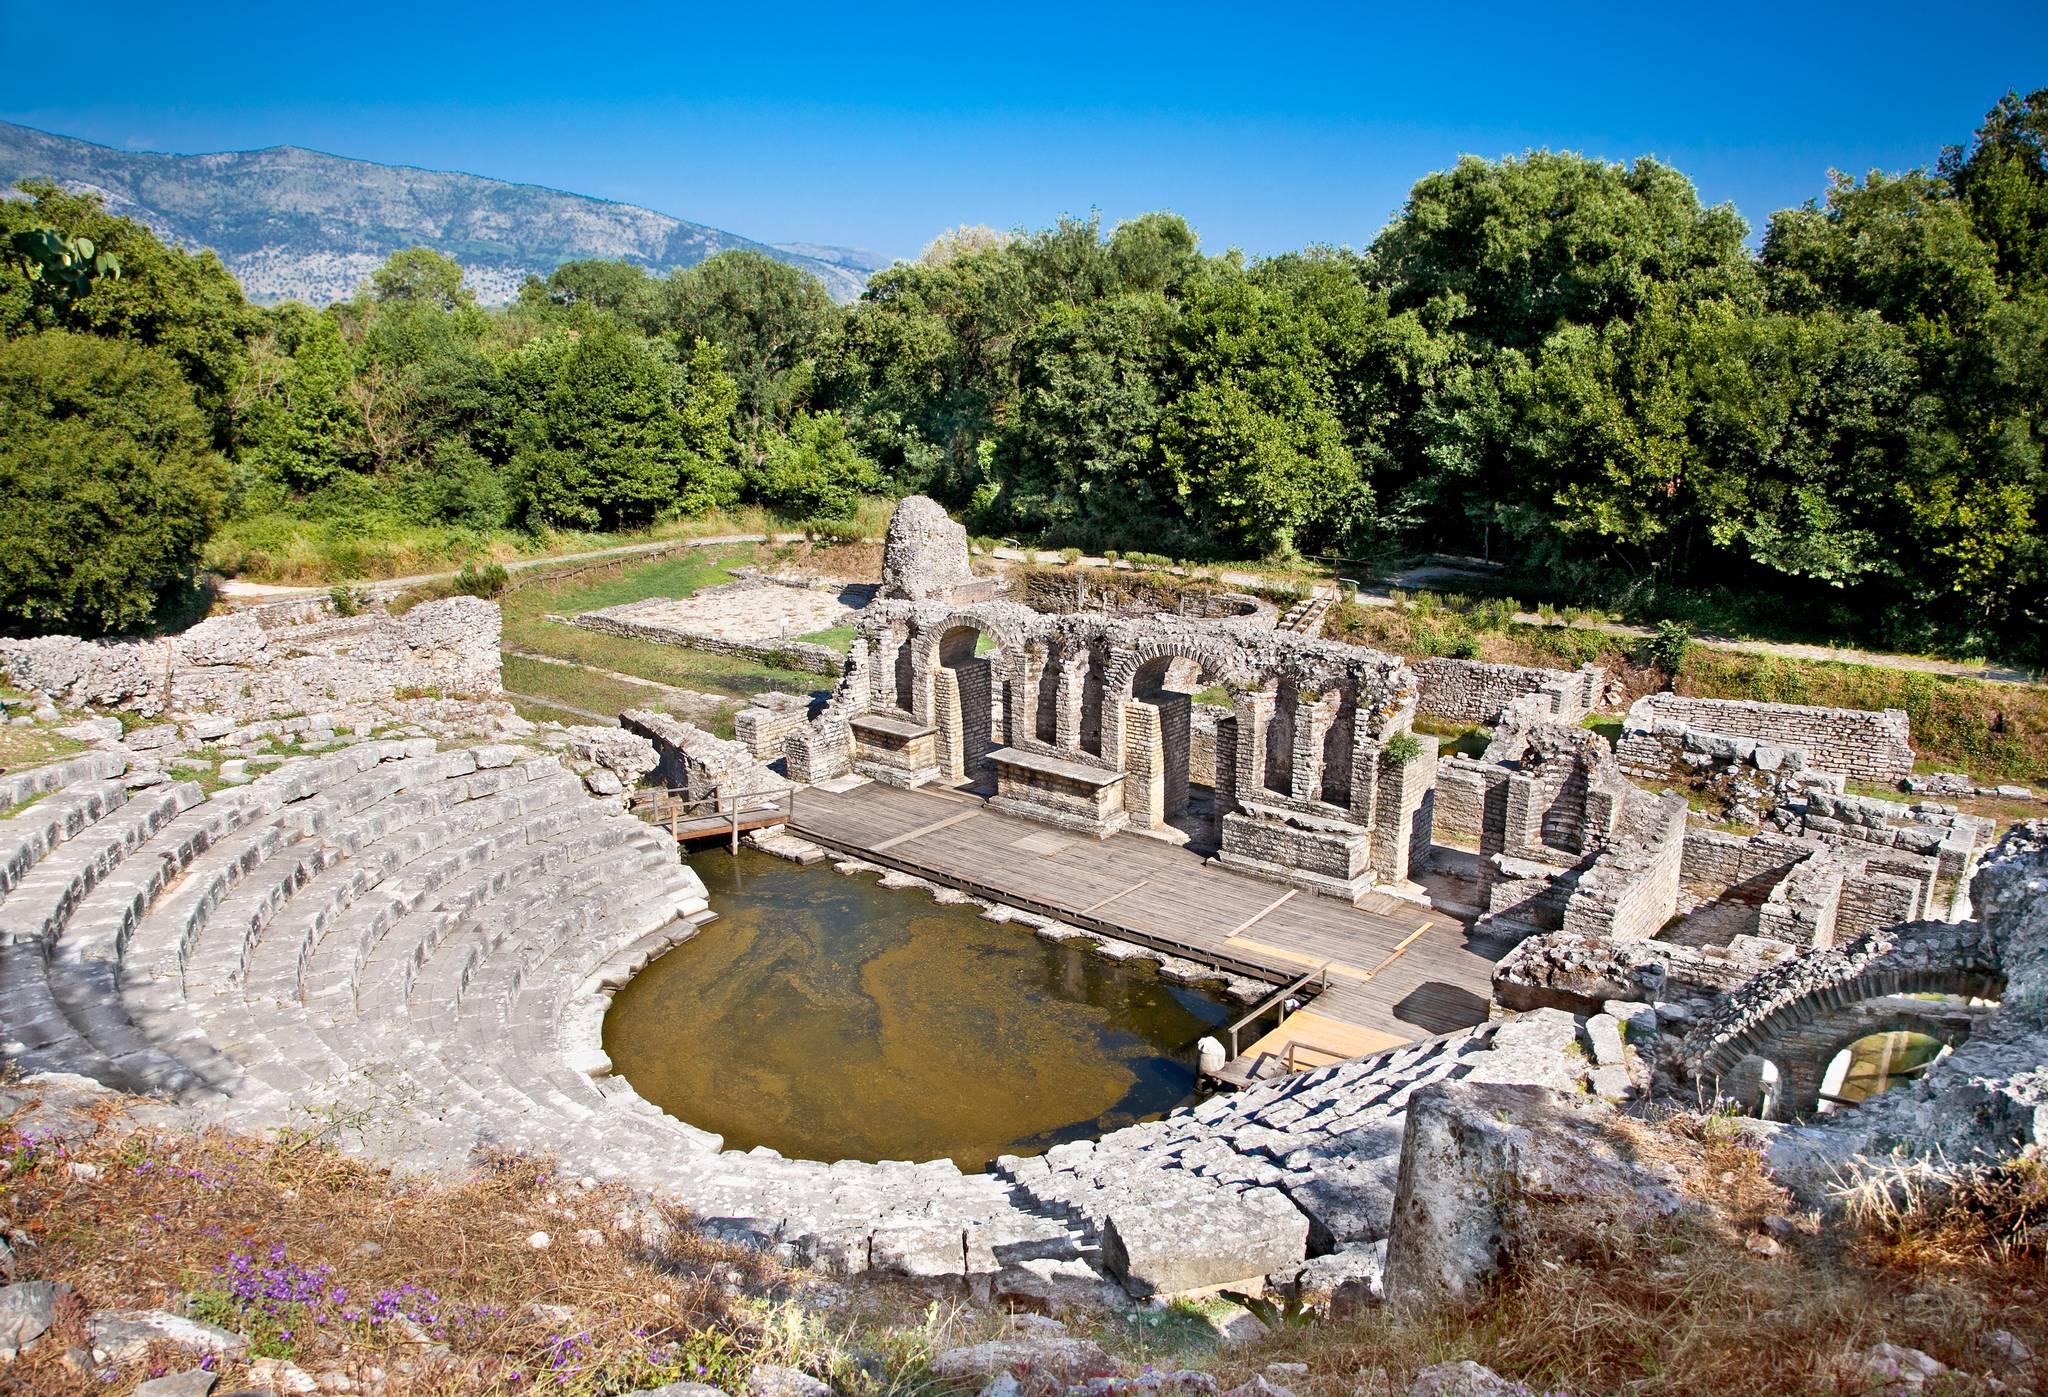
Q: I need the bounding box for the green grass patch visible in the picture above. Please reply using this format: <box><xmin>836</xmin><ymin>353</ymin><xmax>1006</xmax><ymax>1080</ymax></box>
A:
<box><xmin>792</xmin><ymin>624</ymin><xmax>858</xmax><ymax>653</ymax></box>
<box><xmin>0</xmin><ymin>725</ymin><xmax>86</xmax><ymax>779</ymax></box>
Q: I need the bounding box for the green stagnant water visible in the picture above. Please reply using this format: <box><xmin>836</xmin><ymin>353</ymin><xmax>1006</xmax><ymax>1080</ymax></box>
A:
<box><xmin>602</xmin><ymin>849</ymin><xmax>1232</xmax><ymax>1171</ymax></box>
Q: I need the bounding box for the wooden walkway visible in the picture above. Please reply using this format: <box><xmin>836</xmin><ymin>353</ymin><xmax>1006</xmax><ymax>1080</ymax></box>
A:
<box><xmin>790</xmin><ymin>782</ymin><xmax>1514</xmax><ymax>1069</ymax></box>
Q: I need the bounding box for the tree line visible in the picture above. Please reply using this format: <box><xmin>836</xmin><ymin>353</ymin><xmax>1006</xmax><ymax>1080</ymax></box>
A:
<box><xmin>2</xmin><ymin>91</ymin><xmax>2043</xmax><ymax>660</ymax></box>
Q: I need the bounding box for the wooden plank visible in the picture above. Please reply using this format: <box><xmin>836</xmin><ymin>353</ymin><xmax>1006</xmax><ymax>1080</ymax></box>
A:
<box><xmin>1222</xmin><ymin>889</ymin><xmax>1298</xmax><ymax>938</ymax></box>
<box><xmin>869</xmin><ymin>808</ymin><xmax>982</xmax><ymax>852</ymax></box>
<box><xmin>788</xmin><ymin>781</ymin><xmax>1500</xmax><ymax>1049</ymax></box>
<box><xmin>1077</xmin><ymin>879</ymin><xmax>1151</xmax><ymax>916</ymax></box>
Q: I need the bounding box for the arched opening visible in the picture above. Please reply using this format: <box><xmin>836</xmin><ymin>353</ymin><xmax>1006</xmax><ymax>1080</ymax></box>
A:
<box><xmin>1122</xmin><ymin>653</ymin><xmax>1239</xmax><ymax>849</ymax></box>
<box><xmin>1719</xmin><ymin>1053</ymin><xmax>1785</xmax><ymax>1120</ymax></box>
<box><xmin>1815</xmin><ymin>1030</ymin><xmax>1952</xmax><ymax>1114</ymax></box>
<box><xmin>932</xmin><ymin>623</ymin><xmax>1000</xmax><ymax>786</ymax></box>
<box><xmin>1033</xmin><ymin>643</ymin><xmax>1062</xmax><ymax>745</ymax></box>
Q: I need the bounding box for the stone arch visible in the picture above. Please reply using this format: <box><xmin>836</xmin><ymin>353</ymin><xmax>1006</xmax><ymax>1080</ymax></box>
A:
<box><xmin>1794</xmin><ymin>1000</ymin><xmax>1983</xmax><ymax>1118</ymax></box>
<box><xmin>906</xmin><ymin>610</ymin><xmax>1025</xmax><ymax>779</ymax></box>
<box><xmin>1685</xmin><ymin>920</ymin><xmax>2004</xmax><ymax>1119</ymax></box>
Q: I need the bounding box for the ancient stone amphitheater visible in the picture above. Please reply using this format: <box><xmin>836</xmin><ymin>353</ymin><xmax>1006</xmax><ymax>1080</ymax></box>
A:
<box><xmin>2</xmin><ymin>498</ymin><xmax>2044</xmax><ymax>1310</ymax></box>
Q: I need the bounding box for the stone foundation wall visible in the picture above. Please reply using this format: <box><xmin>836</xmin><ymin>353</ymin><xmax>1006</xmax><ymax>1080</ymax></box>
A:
<box><xmin>0</xmin><ymin>596</ymin><xmax>502</xmax><ymax>721</ymax></box>
<box><xmin>1415</xmin><ymin>659</ymin><xmax>1604</xmax><ymax>727</ymax></box>
<box><xmin>569</xmin><ymin>601</ymin><xmax>843</xmax><ymax>675</ymax></box>
<box><xmin>1679</xmin><ymin>828</ymin><xmax>1812</xmax><ymax>900</ymax></box>
<box><xmin>1628</xmin><ymin>694</ymin><xmax>1913</xmax><ymax>784</ymax></box>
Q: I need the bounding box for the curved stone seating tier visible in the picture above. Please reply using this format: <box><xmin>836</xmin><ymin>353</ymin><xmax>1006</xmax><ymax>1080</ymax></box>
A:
<box><xmin>0</xmin><ymin>737</ymin><xmax>1580</xmax><ymax>1292</ymax></box>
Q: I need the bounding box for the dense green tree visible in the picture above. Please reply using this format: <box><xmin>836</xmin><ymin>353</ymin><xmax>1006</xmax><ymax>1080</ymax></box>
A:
<box><xmin>369</xmin><ymin>247</ymin><xmax>473</xmax><ymax>310</ymax></box>
<box><xmin>753</xmin><ymin>410</ymin><xmax>879</xmax><ymax>521</ymax></box>
<box><xmin>1369</xmin><ymin>152</ymin><xmax>1756</xmax><ymax>349</ymax></box>
<box><xmin>0</xmin><ymin>330</ymin><xmax>229</xmax><ymax>633</ymax></box>
<box><xmin>655</xmin><ymin>251</ymin><xmax>840</xmax><ymax>439</ymax></box>
<box><xmin>504</xmin><ymin>325</ymin><xmax>733</xmax><ymax>530</ymax></box>
<box><xmin>1942</xmin><ymin>88</ymin><xmax>2048</xmax><ymax>294</ymax></box>
<box><xmin>241</xmin><ymin>306</ymin><xmax>362</xmax><ymax>489</ymax></box>
<box><xmin>0</xmin><ymin>182</ymin><xmax>250</xmax><ymax>447</ymax></box>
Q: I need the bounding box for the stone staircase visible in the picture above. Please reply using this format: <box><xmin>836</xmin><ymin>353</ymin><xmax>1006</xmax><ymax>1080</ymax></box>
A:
<box><xmin>0</xmin><ymin>737</ymin><xmax>1589</xmax><ymax>1297</ymax></box>
<box><xmin>0</xmin><ymin>739</ymin><xmax>1087</xmax><ymax>1286</ymax></box>
<box><xmin>1274</xmin><ymin>586</ymin><xmax>1336</xmax><ymax>637</ymax></box>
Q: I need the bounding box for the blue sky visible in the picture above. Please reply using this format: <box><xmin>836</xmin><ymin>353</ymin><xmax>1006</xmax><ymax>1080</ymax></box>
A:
<box><xmin>5</xmin><ymin>2</ymin><xmax>2046</xmax><ymax>261</ymax></box>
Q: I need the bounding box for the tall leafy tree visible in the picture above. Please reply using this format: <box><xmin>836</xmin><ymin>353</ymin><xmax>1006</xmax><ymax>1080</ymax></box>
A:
<box><xmin>0</xmin><ymin>330</ymin><xmax>229</xmax><ymax>633</ymax></box>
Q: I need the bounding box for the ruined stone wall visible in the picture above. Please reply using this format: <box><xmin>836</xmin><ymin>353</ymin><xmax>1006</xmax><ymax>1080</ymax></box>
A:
<box><xmin>1801</xmin><ymin>788</ymin><xmax>1992</xmax><ymax>876</ymax></box>
<box><xmin>621</xmin><ymin>709</ymin><xmax>790</xmax><ymax>806</ymax></box>
<box><xmin>732</xmin><ymin>692</ymin><xmax>814</xmax><ymax>760</ymax></box>
<box><xmin>1415</xmin><ymin>658</ymin><xmax>1605</xmax><ymax>727</ymax></box>
<box><xmin>1629</xmin><ymin>694</ymin><xmax>1913</xmax><ymax>784</ymax></box>
<box><xmin>1679</xmin><ymin>828</ymin><xmax>1811</xmax><ymax>900</ymax></box>
<box><xmin>1560</xmin><ymin>791</ymin><xmax>1687</xmax><ymax>943</ymax></box>
<box><xmin>1431</xmin><ymin>758</ymin><xmax>1506</xmax><ymax>848</ymax></box>
<box><xmin>569</xmin><ymin>600</ymin><xmax>844</xmax><ymax>675</ymax></box>
<box><xmin>0</xmin><ymin>596</ymin><xmax>502</xmax><ymax>721</ymax></box>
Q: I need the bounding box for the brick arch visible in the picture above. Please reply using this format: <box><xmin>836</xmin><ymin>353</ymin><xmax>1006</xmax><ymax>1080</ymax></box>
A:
<box><xmin>1103</xmin><ymin>635</ymin><xmax>1258</xmax><ymax>705</ymax></box>
<box><xmin>1684</xmin><ymin>920</ymin><xmax>2004</xmax><ymax>1089</ymax></box>
<box><xmin>1784</xmin><ymin>1002</ymin><xmax>1983</xmax><ymax>1117</ymax></box>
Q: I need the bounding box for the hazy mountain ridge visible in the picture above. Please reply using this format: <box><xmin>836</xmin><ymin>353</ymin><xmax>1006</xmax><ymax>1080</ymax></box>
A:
<box><xmin>0</xmin><ymin>122</ymin><xmax>895</xmax><ymax>304</ymax></box>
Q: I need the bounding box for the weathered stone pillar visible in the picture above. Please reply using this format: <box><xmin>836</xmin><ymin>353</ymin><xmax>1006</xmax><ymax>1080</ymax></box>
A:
<box><xmin>1122</xmin><ymin>699</ymin><xmax>1166</xmax><ymax>829</ymax></box>
<box><xmin>1214</xmin><ymin>713</ymin><xmax>1240</xmax><ymax>816</ymax></box>
<box><xmin>934</xmin><ymin>667</ymin><xmax>965</xmax><ymax>780</ymax></box>
<box><xmin>1370</xmin><ymin>730</ymin><xmax>1439</xmax><ymax>884</ymax></box>
<box><xmin>1235</xmin><ymin>688</ymin><xmax>1276</xmax><ymax>799</ymax></box>
<box><xmin>1016</xmin><ymin>647</ymin><xmax>1048</xmax><ymax>747</ymax></box>
<box><xmin>1055</xmin><ymin>652</ymin><xmax>1091</xmax><ymax>752</ymax></box>
<box><xmin>1290</xmin><ymin>691</ymin><xmax>1340</xmax><ymax>808</ymax></box>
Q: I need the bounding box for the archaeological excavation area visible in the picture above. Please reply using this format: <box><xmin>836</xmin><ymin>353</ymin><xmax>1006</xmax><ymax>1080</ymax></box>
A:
<box><xmin>0</xmin><ymin>494</ymin><xmax>2042</xmax><ymax>1311</ymax></box>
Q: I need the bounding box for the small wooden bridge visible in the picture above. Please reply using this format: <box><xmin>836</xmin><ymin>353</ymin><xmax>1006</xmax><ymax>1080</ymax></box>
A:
<box><xmin>629</xmin><ymin>787</ymin><xmax>793</xmax><ymax>852</ymax></box>
<box><xmin>789</xmin><ymin>781</ymin><xmax>1515</xmax><ymax>1085</ymax></box>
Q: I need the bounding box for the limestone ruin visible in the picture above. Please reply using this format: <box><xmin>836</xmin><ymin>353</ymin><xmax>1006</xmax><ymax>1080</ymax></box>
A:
<box><xmin>0</xmin><ymin>492</ymin><xmax>2035</xmax><ymax>1326</ymax></box>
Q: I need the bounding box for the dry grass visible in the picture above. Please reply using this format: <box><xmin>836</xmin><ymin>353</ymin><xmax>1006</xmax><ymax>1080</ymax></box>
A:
<box><xmin>1222</xmin><ymin>1113</ymin><xmax>2045</xmax><ymax>1396</ymax></box>
<box><xmin>0</xmin><ymin>1109</ymin><xmax>814</xmax><ymax>1396</ymax></box>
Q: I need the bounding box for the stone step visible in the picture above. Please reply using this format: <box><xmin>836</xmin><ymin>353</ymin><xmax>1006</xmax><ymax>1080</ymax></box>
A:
<box><xmin>0</xmin><ymin>782</ymin><xmax>206</xmax><ymax>946</ymax></box>
<box><xmin>0</xmin><ymin>777</ymin><xmax>129</xmax><ymax>896</ymax></box>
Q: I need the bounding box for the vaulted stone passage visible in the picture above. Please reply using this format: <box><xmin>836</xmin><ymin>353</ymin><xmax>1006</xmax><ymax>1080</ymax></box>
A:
<box><xmin>1682</xmin><ymin>918</ymin><xmax>2004</xmax><ymax>1120</ymax></box>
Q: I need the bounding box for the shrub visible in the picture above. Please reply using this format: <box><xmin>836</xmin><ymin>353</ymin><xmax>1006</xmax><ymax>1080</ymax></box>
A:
<box><xmin>1638</xmin><ymin>618</ymin><xmax>1696</xmax><ymax>675</ymax></box>
<box><xmin>451</xmin><ymin>561</ymin><xmax>509</xmax><ymax>599</ymax></box>
<box><xmin>1103</xmin><ymin>549</ymin><xmax>1121</xmax><ymax>565</ymax></box>
<box><xmin>1059</xmin><ymin>546</ymin><xmax>1082</xmax><ymax>565</ymax></box>
<box><xmin>1384</xmin><ymin>732</ymin><xmax>1424</xmax><ymax>764</ymax></box>
<box><xmin>0</xmin><ymin>330</ymin><xmax>229</xmax><ymax>635</ymax></box>
<box><xmin>327</xmin><ymin>585</ymin><xmax>365</xmax><ymax>616</ymax></box>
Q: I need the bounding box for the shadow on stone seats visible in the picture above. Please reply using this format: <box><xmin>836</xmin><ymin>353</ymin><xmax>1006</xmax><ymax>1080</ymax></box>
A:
<box><xmin>1394</xmin><ymin>984</ymin><xmax>1490</xmax><ymax>1035</ymax></box>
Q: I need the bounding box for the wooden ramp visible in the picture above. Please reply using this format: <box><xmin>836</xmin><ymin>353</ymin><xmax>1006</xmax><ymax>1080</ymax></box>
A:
<box><xmin>790</xmin><ymin>782</ymin><xmax>1514</xmax><ymax>1066</ymax></box>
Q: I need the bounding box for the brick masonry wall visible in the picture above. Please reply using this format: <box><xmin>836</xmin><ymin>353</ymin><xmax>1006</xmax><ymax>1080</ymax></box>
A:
<box><xmin>1415</xmin><ymin>659</ymin><xmax>1604</xmax><ymax>727</ymax></box>
<box><xmin>1635</xmin><ymin>694</ymin><xmax>1913</xmax><ymax>783</ymax></box>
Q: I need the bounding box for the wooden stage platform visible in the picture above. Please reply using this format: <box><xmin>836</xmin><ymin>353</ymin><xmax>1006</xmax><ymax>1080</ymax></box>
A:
<box><xmin>789</xmin><ymin>782</ymin><xmax>1515</xmax><ymax>1074</ymax></box>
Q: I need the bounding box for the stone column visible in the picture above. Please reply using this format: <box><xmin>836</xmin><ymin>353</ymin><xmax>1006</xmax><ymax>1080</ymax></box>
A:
<box><xmin>1290</xmin><ymin>692</ymin><xmax>1339</xmax><ymax>807</ymax></box>
<box><xmin>1370</xmin><ymin>730</ymin><xmax>1439</xmax><ymax>883</ymax></box>
<box><xmin>1055</xmin><ymin>652</ymin><xmax>1091</xmax><ymax>752</ymax></box>
<box><xmin>1214</xmin><ymin>713</ymin><xmax>1240</xmax><ymax>816</ymax></box>
<box><xmin>934</xmin><ymin>667</ymin><xmax>965</xmax><ymax>781</ymax></box>
<box><xmin>1015</xmin><ymin>648</ymin><xmax>1047</xmax><ymax>748</ymax></box>
<box><xmin>1122</xmin><ymin>699</ymin><xmax>1166</xmax><ymax>829</ymax></box>
<box><xmin>1235</xmin><ymin>688</ymin><xmax>1275</xmax><ymax>801</ymax></box>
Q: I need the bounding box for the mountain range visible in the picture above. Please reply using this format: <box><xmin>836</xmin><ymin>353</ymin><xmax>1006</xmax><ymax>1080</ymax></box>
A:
<box><xmin>0</xmin><ymin>121</ymin><xmax>894</xmax><ymax>305</ymax></box>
